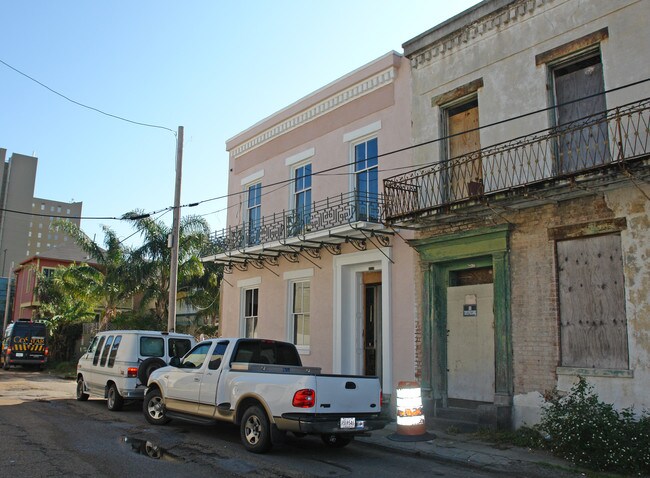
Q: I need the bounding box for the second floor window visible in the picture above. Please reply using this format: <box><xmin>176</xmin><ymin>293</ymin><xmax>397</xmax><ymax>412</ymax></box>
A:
<box><xmin>246</xmin><ymin>183</ymin><xmax>261</xmax><ymax>245</ymax></box>
<box><xmin>551</xmin><ymin>49</ymin><xmax>608</xmax><ymax>173</ymax></box>
<box><xmin>444</xmin><ymin>97</ymin><xmax>483</xmax><ymax>201</ymax></box>
<box><xmin>354</xmin><ymin>137</ymin><xmax>378</xmax><ymax>221</ymax></box>
<box><xmin>293</xmin><ymin>163</ymin><xmax>312</xmax><ymax>234</ymax></box>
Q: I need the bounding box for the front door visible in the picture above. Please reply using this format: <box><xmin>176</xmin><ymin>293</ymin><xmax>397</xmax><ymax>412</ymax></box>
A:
<box><xmin>446</xmin><ymin>267</ymin><xmax>494</xmax><ymax>403</ymax></box>
<box><xmin>363</xmin><ymin>272</ymin><xmax>382</xmax><ymax>379</ymax></box>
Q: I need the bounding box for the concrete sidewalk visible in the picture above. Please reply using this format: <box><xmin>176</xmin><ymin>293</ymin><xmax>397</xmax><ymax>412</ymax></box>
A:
<box><xmin>355</xmin><ymin>421</ymin><xmax>580</xmax><ymax>476</ymax></box>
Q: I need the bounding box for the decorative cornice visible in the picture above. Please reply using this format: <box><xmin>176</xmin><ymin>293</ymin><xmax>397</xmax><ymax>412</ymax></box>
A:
<box><xmin>410</xmin><ymin>0</ymin><xmax>553</xmax><ymax>69</ymax></box>
<box><xmin>232</xmin><ymin>67</ymin><xmax>396</xmax><ymax>158</ymax></box>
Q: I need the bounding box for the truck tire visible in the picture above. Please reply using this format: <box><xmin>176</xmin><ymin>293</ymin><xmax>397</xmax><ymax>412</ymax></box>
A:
<box><xmin>240</xmin><ymin>405</ymin><xmax>272</xmax><ymax>453</ymax></box>
<box><xmin>321</xmin><ymin>433</ymin><xmax>353</xmax><ymax>448</ymax></box>
<box><xmin>76</xmin><ymin>377</ymin><xmax>89</xmax><ymax>401</ymax></box>
<box><xmin>106</xmin><ymin>383</ymin><xmax>124</xmax><ymax>411</ymax></box>
<box><xmin>137</xmin><ymin>357</ymin><xmax>167</xmax><ymax>385</ymax></box>
<box><xmin>143</xmin><ymin>388</ymin><xmax>171</xmax><ymax>425</ymax></box>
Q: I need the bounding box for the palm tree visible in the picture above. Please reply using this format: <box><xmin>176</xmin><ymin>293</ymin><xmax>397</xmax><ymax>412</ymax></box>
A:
<box><xmin>36</xmin><ymin>264</ymin><xmax>101</xmax><ymax>360</ymax></box>
<box><xmin>124</xmin><ymin>211</ymin><xmax>212</xmax><ymax>326</ymax></box>
<box><xmin>54</xmin><ymin>220</ymin><xmax>139</xmax><ymax>330</ymax></box>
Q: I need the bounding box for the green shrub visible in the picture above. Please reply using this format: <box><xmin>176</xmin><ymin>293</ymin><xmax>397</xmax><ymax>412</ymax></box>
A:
<box><xmin>538</xmin><ymin>376</ymin><xmax>650</xmax><ymax>474</ymax></box>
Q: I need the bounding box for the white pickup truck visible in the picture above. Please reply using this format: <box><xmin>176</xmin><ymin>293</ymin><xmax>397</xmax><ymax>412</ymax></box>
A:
<box><xmin>143</xmin><ymin>338</ymin><xmax>387</xmax><ymax>453</ymax></box>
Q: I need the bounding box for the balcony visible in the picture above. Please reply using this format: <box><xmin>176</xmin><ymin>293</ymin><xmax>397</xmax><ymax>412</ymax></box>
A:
<box><xmin>202</xmin><ymin>191</ymin><xmax>392</xmax><ymax>267</ymax></box>
<box><xmin>384</xmin><ymin>98</ymin><xmax>650</xmax><ymax>227</ymax></box>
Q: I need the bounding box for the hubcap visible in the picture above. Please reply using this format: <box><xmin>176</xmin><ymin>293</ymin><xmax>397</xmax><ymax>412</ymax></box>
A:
<box><xmin>244</xmin><ymin>415</ymin><xmax>261</xmax><ymax>444</ymax></box>
<box><xmin>148</xmin><ymin>397</ymin><xmax>164</xmax><ymax>419</ymax></box>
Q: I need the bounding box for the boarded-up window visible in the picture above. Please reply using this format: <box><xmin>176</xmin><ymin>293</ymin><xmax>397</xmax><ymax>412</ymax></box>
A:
<box><xmin>557</xmin><ymin>234</ymin><xmax>628</xmax><ymax>369</ymax></box>
<box><xmin>552</xmin><ymin>50</ymin><xmax>610</xmax><ymax>173</ymax></box>
<box><xmin>445</xmin><ymin>98</ymin><xmax>483</xmax><ymax>201</ymax></box>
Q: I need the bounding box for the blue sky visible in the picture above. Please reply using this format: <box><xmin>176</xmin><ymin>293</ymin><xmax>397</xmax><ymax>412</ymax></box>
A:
<box><xmin>1</xmin><ymin>1</ymin><xmax>479</xmax><ymax>246</ymax></box>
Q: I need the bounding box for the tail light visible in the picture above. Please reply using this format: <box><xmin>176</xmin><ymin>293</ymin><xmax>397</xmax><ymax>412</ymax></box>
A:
<box><xmin>44</xmin><ymin>347</ymin><xmax>49</xmax><ymax>357</ymax></box>
<box><xmin>127</xmin><ymin>367</ymin><xmax>138</xmax><ymax>378</ymax></box>
<box><xmin>6</xmin><ymin>347</ymin><xmax>11</xmax><ymax>355</ymax></box>
<box><xmin>292</xmin><ymin>389</ymin><xmax>315</xmax><ymax>408</ymax></box>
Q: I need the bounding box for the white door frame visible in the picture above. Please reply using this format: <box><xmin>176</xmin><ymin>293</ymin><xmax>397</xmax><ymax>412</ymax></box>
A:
<box><xmin>333</xmin><ymin>248</ymin><xmax>392</xmax><ymax>393</ymax></box>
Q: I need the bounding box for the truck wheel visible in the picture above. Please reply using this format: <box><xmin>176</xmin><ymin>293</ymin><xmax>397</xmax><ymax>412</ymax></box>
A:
<box><xmin>76</xmin><ymin>377</ymin><xmax>89</xmax><ymax>401</ymax></box>
<box><xmin>143</xmin><ymin>388</ymin><xmax>171</xmax><ymax>425</ymax></box>
<box><xmin>137</xmin><ymin>357</ymin><xmax>166</xmax><ymax>384</ymax></box>
<box><xmin>240</xmin><ymin>405</ymin><xmax>272</xmax><ymax>453</ymax></box>
<box><xmin>321</xmin><ymin>433</ymin><xmax>353</xmax><ymax>448</ymax></box>
<box><xmin>106</xmin><ymin>383</ymin><xmax>124</xmax><ymax>411</ymax></box>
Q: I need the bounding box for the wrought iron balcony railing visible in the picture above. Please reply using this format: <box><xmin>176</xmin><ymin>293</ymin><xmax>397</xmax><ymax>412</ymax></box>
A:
<box><xmin>384</xmin><ymin>97</ymin><xmax>650</xmax><ymax>223</ymax></box>
<box><xmin>204</xmin><ymin>191</ymin><xmax>384</xmax><ymax>256</ymax></box>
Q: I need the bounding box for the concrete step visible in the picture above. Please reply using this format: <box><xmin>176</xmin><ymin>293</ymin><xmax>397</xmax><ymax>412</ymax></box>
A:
<box><xmin>429</xmin><ymin>415</ymin><xmax>479</xmax><ymax>433</ymax></box>
<box><xmin>435</xmin><ymin>406</ymin><xmax>479</xmax><ymax>422</ymax></box>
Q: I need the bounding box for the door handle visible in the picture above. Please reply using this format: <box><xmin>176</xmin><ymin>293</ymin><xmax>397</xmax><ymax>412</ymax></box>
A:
<box><xmin>193</xmin><ymin>377</ymin><xmax>200</xmax><ymax>382</ymax></box>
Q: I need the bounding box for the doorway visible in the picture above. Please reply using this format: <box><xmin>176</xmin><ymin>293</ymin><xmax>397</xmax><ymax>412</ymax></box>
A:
<box><xmin>446</xmin><ymin>266</ymin><xmax>495</xmax><ymax>404</ymax></box>
<box><xmin>363</xmin><ymin>271</ymin><xmax>382</xmax><ymax>378</ymax></box>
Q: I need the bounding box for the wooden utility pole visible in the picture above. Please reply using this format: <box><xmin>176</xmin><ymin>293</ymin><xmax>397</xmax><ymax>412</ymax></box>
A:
<box><xmin>167</xmin><ymin>126</ymin><xmax>183</xmax><ymax>332</ymax></box>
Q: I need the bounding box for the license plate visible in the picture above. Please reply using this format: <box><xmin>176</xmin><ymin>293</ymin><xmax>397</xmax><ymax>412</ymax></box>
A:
<box><xmin>15</xmin><ymin>353</ymin><xmax>23</xmax><ymax>357</ymax></box>
<box><xmin>340</xmin><ymin>417</ymin><xmax>355</xmax><ymax>429</ymax></box>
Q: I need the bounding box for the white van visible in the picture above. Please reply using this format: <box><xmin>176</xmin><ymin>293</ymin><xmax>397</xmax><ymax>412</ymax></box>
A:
<box><xmin>76</xmin><ymin>330</ymin><xmax>195</xmax><ymax>410</ymax></box>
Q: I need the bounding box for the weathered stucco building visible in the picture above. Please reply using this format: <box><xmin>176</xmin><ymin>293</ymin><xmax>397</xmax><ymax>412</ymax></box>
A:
<box><xmin>207</xmin><ymin>0</ymin><xmax>650</xmax><ymax>430</ymax></box>
<box><xmin>385</xmin><ymin>0</ymin><xmax>650</xmax><ymax>427</ymax></box>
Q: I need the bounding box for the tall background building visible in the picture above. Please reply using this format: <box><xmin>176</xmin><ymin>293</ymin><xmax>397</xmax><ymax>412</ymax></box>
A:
<box><xmin>0</xmin><ymin>148</ymin><xmax>85</xmax><ymax>324</ymax></box>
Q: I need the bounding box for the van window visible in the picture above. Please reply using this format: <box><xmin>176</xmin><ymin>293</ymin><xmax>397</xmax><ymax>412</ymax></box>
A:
<box><xmin>87</xmin><ymin>336</ymin><xmax>99</xmax><ymax>355</ymax></box>
<box><xmin>93</xmin><ymin>336</ymin><xmax>106</xmax><ymax>365</ymax></box>
<box><xmin>140</xmin><ymin>337</ymin><xmax>164</xmax><ymax>357</ymax></box>
<box><xmin>107</xmin><ymin>335</ymin><xmax>122</xmax><ymax>367</ymax></box>
<box><xmin>169</xmin><ymin>338</ymin><xmax>193</xmax><ymax>359</ymax></box>
<box><xmin>100</xmin><ymin>336</ymin><xmax>114</xmax><ymax>366</ymax></box>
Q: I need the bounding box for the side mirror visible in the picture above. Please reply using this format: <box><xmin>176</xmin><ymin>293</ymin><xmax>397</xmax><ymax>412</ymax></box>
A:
<box><xmin>169</xmin><ymin>356</ymin><xmax>181</xmax><ymax>367</ymax></box>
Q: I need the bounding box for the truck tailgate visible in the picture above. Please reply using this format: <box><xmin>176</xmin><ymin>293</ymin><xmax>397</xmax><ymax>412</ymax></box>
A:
<box><xmin>314</xmin><ymin>375</ymin><xmax>381</xmax><ymax>414</ymax></box>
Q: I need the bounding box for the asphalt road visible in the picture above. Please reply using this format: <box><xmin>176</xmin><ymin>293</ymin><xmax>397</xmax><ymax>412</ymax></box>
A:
<box><xmin>0</xmin><ymin>369</ymin><xmax>534</xmax><ymax>477</ymax></box>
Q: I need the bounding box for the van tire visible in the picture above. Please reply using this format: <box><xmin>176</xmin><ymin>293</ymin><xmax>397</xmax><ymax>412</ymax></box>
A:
<box><xmin>76</xmin><ymin>377</ymin><xmax>89</xmax><ymax>401</ymax></box>
<box><xmin>137</xmin><ymin>357</ymin><xmax>167</xmax><ymax>385</ymax></box>
<box><xmin>107</xmin><ymin>383</ymin><xmax>124</xmax><ymax>411</ymax></box>
<box><xmin>143</xmin><ymin>388</ymin><xmax>170</xmax><ymax>425</ymax></box>
<box><xmin>241</xmin><ymin>405</ymin><xmax>272</xmax><ymax>453</ymax></box>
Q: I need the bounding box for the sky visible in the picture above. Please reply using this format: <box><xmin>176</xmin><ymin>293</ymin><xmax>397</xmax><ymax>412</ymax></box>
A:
<box><xmin>1</xmin><ymin>0</ymin><xmax>480</xmax><ymax>247</ymax></box>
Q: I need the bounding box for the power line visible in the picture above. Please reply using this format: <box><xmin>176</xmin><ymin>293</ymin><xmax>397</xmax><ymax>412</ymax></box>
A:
<box><xmin>4</xmin><ymin>54</ymin><xmax>648</xmax><ymax>222</ymax></box>
<box><xmin>184</xmin><ymin>78</ymin><xmax>650</xmax><ymax>213</ymax></box>
<box><xmin>0</xmin><ymin>58</ymin><xmax>176</xmax><ymax>134</ymax></box>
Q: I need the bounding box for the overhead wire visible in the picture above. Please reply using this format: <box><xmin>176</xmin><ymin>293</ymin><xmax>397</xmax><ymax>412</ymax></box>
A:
<box><xmin>3</xmin><ymin>55</ymin><xmax>648</xmax><ymax>223</ymax></box>
<box><xmin>0</xmin><ymin>58</ymin><xmax>177</xmax><ymax>135</ymax></box>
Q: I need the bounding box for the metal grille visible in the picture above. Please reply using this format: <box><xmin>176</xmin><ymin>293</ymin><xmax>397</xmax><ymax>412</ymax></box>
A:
<box><xmin>384</xmin><ymin>98</ymin><xmax>650</xmax><ymax>222</ymax></box>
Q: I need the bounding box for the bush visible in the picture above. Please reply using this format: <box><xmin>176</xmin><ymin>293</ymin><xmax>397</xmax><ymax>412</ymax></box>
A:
<box><xmin>538</xmin><ymin>376</ymin><xmax>650</xmax><ymax>474</ymax></box>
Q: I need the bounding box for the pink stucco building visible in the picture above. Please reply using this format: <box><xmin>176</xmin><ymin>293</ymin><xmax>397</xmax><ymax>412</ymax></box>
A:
<box><xmin>204</xmin><ymin>52</ymin><xmax>417</xmax><ymax>407</ymax></box>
